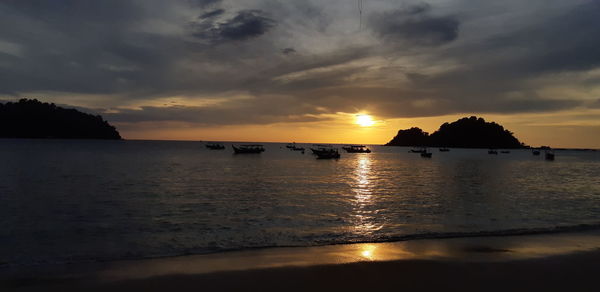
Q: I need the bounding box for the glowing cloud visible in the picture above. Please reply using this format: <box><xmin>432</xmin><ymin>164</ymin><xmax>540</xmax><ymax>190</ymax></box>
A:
<box><xmin>356</xmin><ymin>114</ymin><xmax>375</xmax><ymax>127</ymax></box>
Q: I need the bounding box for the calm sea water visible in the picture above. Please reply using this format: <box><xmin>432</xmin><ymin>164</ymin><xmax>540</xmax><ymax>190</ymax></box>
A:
<box><xmin>1</xmin><ymin>139</ymin><xmax>599</xmax><ymax>266</ymax></box>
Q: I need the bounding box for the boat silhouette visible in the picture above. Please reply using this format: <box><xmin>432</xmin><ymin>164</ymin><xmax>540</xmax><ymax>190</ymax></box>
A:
<box><xmin>313</xmin><ymin>147</ymin><xmax>341</xmax><ymax>159</ymax></box>
<box><xmin>342</xmin><ymin>145</ymin><xmax>371</xmax><ymax>153</ymax></box>
<box><xmin>420</xmin><ymin>147</ymin><xmax>432</xmax><ymax>158</ymax></box>
<box><xmin>232</xmin><ymin>144</ymin><xmax>265</xmax><ymax>154</ymax></box>
<box><xmin>206</xmin><ymin>143</ymin><xmax>225</xmax><ymax>150</ymax></box>
<box><xmin>545</xmin><ymin>149</ymin><xmax>555</xmax><ymax>161</ymax></box>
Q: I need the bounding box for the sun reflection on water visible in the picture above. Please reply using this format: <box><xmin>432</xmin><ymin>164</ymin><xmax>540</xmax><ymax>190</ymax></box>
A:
<box><xmin>351</xmin><ymin>155</ymin><xmax>382</xmax><ymax>235</ymax></box>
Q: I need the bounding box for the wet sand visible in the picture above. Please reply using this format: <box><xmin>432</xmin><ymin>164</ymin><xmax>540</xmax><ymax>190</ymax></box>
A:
<box><xmin>3</xmin><ymin>231</ymin><xmax>600</xmax><ymax>291</ymax></box>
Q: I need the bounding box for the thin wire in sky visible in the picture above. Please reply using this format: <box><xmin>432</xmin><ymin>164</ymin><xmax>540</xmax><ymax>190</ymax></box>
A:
<box><xmin>358</xmin><ymin>0</ymin><xmax>364</xmax><ymax>30</ymax></box>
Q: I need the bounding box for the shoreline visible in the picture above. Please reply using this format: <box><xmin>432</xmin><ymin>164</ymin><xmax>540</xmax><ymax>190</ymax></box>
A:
<box><xmin>4</xmin><ymin>222</ymin><xmax>600</xmax><ymax>270</ymax></box>
<box><xmin>3</xmin><ymin>230</ymin><xmax>600</xmax><ymax>291</ymax></box>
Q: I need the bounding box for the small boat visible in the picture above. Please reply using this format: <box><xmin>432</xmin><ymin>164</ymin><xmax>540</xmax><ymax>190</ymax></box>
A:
<box><xmin>488</xmin><ymin>149</ymin><xmax>498</xmax><ymax>155</ymax></box>
<box><xmin>545</xmin><ymin>150</ymin><xmax>555</xmax><ymax>161</ymax></box>
<box><xmin>232</xmin><ymin>144</ymin><xmax>265</xmax><ymax>154</ymax></box>
<box><xmin>206</xmin><ymin>143</ymin><xmax>225</xmax><ymax>150</ymax></box>
<box><xmin>532</xmin><ymin>149</ymin><xmax>541</xmax><ymax>156</ymax></box>
<box><xmin>342</xmin><ymin>145</ymin><xmax>371</xmax><ymax>153</ymax></box>
<box><xmin>288</xmin><ymin>143</ymin><xmax>305</xmax><ymax>151</ymax></box>
<box><xmin>315</xmin><ymin>148</ymin><xmax>341</xmax><ymax>159</ymax></box>
<box><xmin>418</xmin><ymin>147</ymin><xmax>432</xmax><ymax>158</ymax></box>
<box><xmin>409</xmin><ymin>148</ymin><xmax>426</xmax><ymax>153</ymax></box>
<box><xmin>439</xmin><ymin>148</ymin><xmax>450</xmax><ymax>152</ymax></box>
<box><xmin>500</xmin><ymin>150</ymin><xmax>510</xmax><ymax>154</ymax></box>
<box><xmin>310</xmin><ymin>145</ymin><xmax>334</xmax><ymax>155</ymax></box>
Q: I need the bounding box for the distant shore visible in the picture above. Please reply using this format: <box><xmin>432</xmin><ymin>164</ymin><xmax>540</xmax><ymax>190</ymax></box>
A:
<box><xmin>2</xmin><ymin>138</ymin><xmax>597</xmax><ymax>151</ymax></box>
<box><xmin>3</xmin><ymin>230</ymin><xmax>600</xmax><ymax>291</ymax></box>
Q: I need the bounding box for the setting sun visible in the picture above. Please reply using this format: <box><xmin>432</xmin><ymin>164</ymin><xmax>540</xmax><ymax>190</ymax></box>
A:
<box><xmin>356</xmin><ymin>114</ymin><xmax>375</xmax><ymax>127</ymax></box>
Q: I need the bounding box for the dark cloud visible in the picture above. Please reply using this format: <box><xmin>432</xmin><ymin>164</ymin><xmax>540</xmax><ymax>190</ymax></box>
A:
<box><xmin>191</xmin><ymin>10</ymin><xmax>276</xmax><ymax>44</ymax></box>
<box><xmin>349</xmin><ymin>1</ymin><xmax>600</xmax><ymax>119</ymax></box>
<box><xmin>449</xmin><ymin>1</ymin><xmax>600</xmax><ymax>77</ymax></box>
<box><xmin>281</xmin><ymin>48</ymin><xmax>297</xmax><ymax>55</ymax></box>
<box><xmin>0</xmin><ymin>0</ymin><xmax>179</xmax><ymax>95</ymax></box>
<box><xmin>516</xmin><ymin>3</ymin><xmax>600</xmax><ymax>74</ymax></box>
<box><xmin>0</xmin><ymin>1</ymin><xmax>279</xmax><ymax>98</ymax></box>
<box><xmin>188</xmin><ymin>0</ymin><xmax>222</xmax><ymax>8</ymax></box>
<box><xmin>98</xmin><ymin>96</ymin><xmax>331</xmax><ymax>126</ymax></box>
<box><xmin>0</xmin><ymin>0</ymin><xmax>143</xmax><ymax>28</ymax></box>
<box><xmin>368</xmin><ymin>3</ymin><xmax>459</xmax><ymax>46</ymax></box>
<box><xmin>199</xmin><ymin>9</ymin><xmax>225</xmax><ymax>19</ymax></box>
<box><xmin>0</xmin><ymin>0</ymin><xmax>599</xmax><ymax>129</ymax></box>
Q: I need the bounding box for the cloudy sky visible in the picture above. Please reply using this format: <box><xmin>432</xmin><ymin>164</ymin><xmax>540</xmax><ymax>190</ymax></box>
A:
<box><xmin>1</xmin><ymin>0</ymin><xmax>599</xmax><ymax>147</ymax></box>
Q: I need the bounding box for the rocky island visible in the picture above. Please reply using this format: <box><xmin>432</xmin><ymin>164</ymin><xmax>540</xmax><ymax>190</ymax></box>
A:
<box><xmin>0</xmin><ymin>99</ymin><xmax>122</xmax><ymax>140</ymax></box>
<box><xmin>386</xmin><ymin>116</ymin><xmax>525</xmax><ymax>148</ymax></box>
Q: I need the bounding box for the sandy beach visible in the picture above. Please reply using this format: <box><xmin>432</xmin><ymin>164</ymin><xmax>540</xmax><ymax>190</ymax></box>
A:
<box><xmin>3</xmin><ymin>230</ymin><xmax>600</xmax><ymax>291</ymax></box>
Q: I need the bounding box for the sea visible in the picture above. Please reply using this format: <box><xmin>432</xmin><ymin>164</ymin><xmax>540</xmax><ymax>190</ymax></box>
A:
<box><xmin>1</xmin><ymin>139</ymin><xmax>599</xmax><ymax>267</ymax></box>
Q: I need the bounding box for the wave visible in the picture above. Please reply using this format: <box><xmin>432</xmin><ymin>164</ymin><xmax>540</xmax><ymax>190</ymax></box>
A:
<box><xmin>2</xmin><ymin>222</ymin><xmax>600</xmax><ymax>269</ymax></box>
<box><xmin>332</xmin><ymin>222</ymin><xmax>600</xmax><ymax>245</ymax></box>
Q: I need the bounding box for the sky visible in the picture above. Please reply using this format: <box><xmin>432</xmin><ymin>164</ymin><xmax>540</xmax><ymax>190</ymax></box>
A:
<box><xmin>1</xmin><ymin>0</ymin><xmax>599</xmax><ymax>147</ymax></box>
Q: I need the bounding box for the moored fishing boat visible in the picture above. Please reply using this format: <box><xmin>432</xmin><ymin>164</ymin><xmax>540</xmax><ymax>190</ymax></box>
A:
<box><xmin>342</xmin><ymin>145</ymin><xmax>371</xmax><ymax>153</ymax></box>
<box><xmin>232</xmin><ymin>144</ymin><xmax>265</xmax><ymax>154</ymax></box>
<box><xmin>545</xmin><ymin>149</ymin><xmax>555</xmax><ymax>161</ymax></box>
<box><xmin>409</xmin><ymin>148</ymin><xmax>426</xmax><ymax>153</ymax></box>
<box><xmin>315</xmin><ymin>148</ymin><xmax>341</xmax><ymax>159</ymax></box>
<box><xmin>206</xmin><ymin>143</ymin><xmax>225</xmax><ymax>150</ymax></box>
<box><xmin>420</xmin><ymin>148</ymin><xmax>432</xmax><ymax>158</ymax></box>
<box><xmin>289</xmin><ymin>143</ymin><xmax>305</xmax><ymax>151</ymax></box>
<box><xmin>310</xmin><ymin>144</ymin><xmax>334</xmax><ymax>155</ymax></box>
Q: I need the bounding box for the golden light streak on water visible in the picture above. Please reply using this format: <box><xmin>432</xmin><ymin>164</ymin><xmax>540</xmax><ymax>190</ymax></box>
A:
<box><xmin>351</xmin><ymin>155</ymin><xmax>382</xmax><ymax>235</ymax></box>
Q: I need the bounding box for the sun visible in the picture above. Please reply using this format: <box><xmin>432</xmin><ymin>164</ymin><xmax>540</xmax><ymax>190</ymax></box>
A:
<box><xmin>355</xmin><ymin>114</ymin><xmax>375</xmax><ymax>127</ymax></box>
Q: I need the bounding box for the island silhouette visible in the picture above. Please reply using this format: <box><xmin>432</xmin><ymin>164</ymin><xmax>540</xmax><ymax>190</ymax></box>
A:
<box><xmin>386</xmin><ymin>116</ymin><xmax>525</xmax><ymax>148</ymax></box>
<box><xmin>0</xmin><ymin>99</ymin><xmax>122</xmax><ymax>140</ymax></box>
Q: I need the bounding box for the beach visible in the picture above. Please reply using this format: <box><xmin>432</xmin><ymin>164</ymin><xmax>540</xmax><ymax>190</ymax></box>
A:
<box><xmin>3</xmin><ymin>230</ymin><xmax>600</xmax><ymax>291</ymax></box>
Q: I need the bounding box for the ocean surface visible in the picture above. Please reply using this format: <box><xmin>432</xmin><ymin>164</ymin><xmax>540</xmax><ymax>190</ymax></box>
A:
<box><xmin>1</xmin><ymin>139</ymin><xmax>599</xmax><ymax>267</ymax></box>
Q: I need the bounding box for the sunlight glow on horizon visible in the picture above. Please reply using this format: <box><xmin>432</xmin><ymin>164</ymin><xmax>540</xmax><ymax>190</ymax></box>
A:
<box><xmin>114</xmin><ymin>110</ymin><xmax>600</xmax><ymax>148</ymax></box>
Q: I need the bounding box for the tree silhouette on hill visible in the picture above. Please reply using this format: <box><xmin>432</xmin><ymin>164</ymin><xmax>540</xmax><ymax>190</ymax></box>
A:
<box><xmin>386</xmin><ymin>116</ymin><xmax>525</xmax><ymax>148</ymax></box>
<box><xmin>385</xmin><ymin>127</ymin><xmax>430</xmax><ymax>147</ymax></box>
<box><xmin>0</xmin><ymin>99</ymin><xmax>122</xmax><ymax>139</ymax></box>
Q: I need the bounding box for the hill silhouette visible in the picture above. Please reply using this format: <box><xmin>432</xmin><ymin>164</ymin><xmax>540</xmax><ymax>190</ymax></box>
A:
<box><xmin>0</xmin><ymin>99</ymin><xmax>122</xmax><ymax>139</ymax></box>
<box><xmin>386</xmin><ymin>127</ymin><xmax>431</xmax><ymax>147</ymax></box>
<box><xmin>386</xmin><ymin>116</ymin><xmax>525</xmax><ymax>148</ymax></box>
